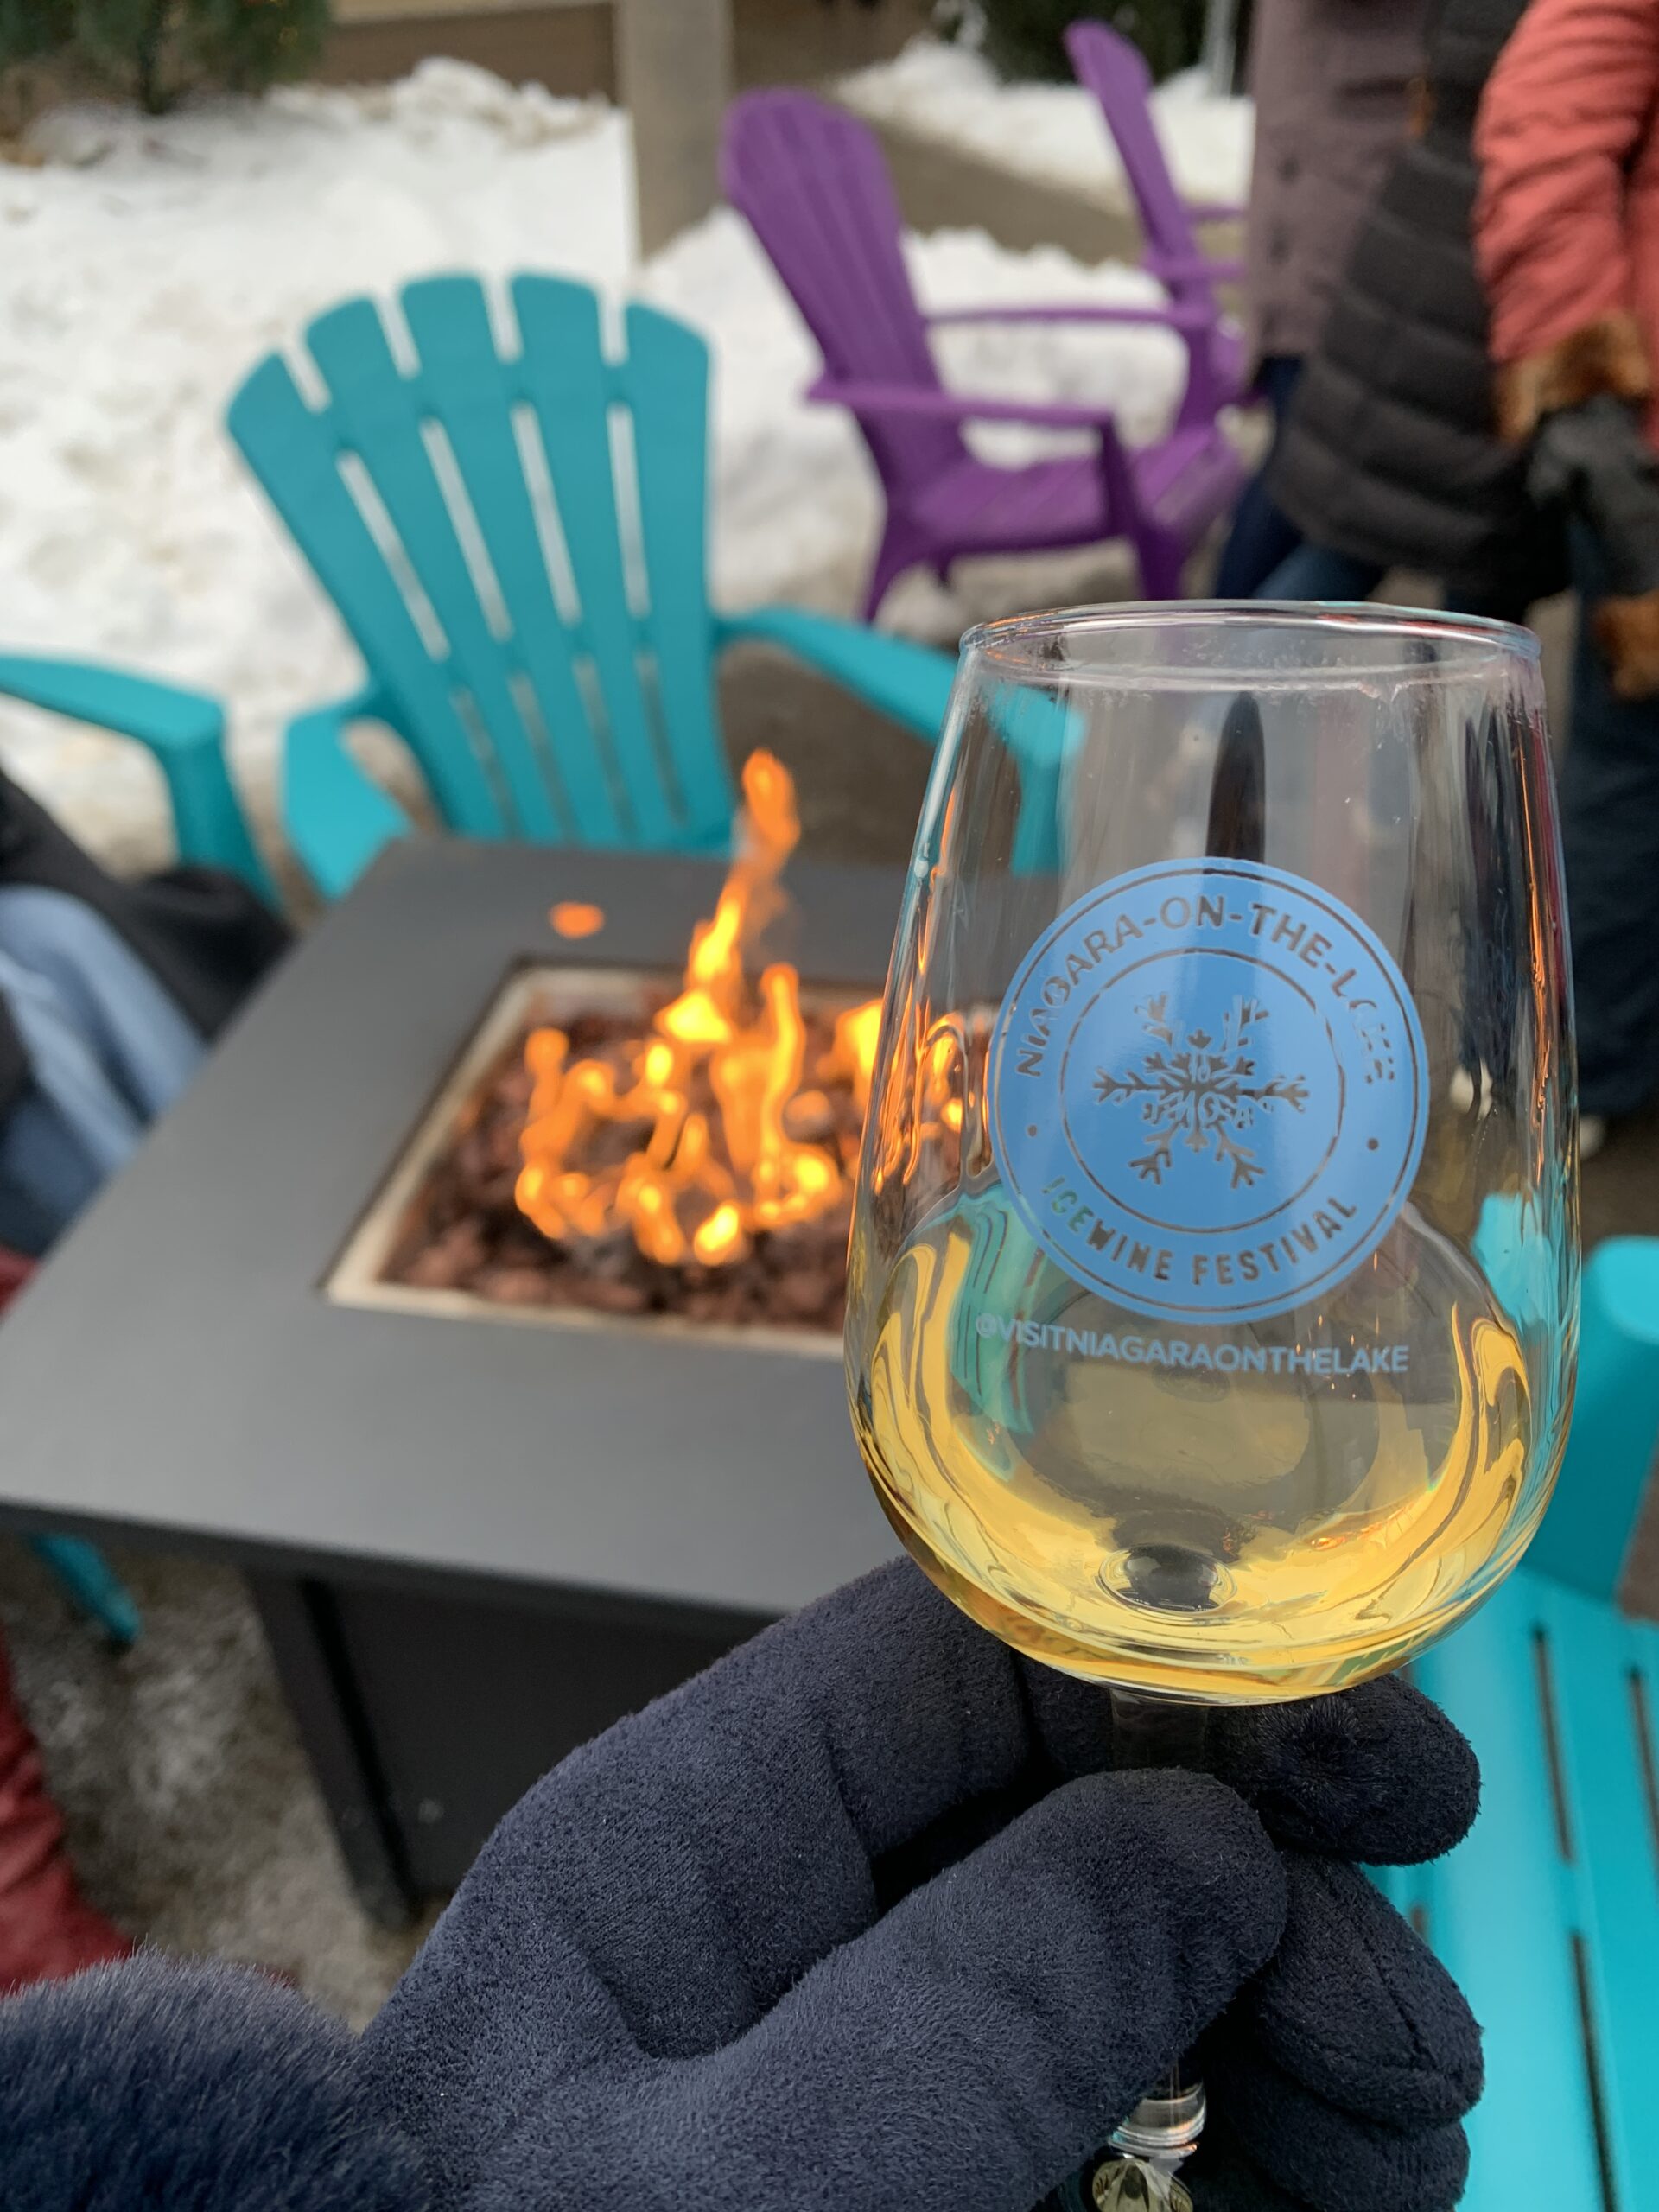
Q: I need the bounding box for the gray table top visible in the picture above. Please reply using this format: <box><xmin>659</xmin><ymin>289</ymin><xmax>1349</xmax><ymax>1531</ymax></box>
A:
<box><xmin>0</xmin><ymin>842</ymin><xmax>906</xmax><ymax>1618</ymax></box>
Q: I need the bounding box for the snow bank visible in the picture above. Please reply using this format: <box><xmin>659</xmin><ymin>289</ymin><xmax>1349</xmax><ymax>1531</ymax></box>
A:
<box><xmin>840</xmin><ymin>37</ymin><xmax>1253</xmax><ymax>214</ymax></box>
<box><xmin>0</xmin><ymin>60</ymin><xmax>1189</xmax><ymax>874</ymax></box>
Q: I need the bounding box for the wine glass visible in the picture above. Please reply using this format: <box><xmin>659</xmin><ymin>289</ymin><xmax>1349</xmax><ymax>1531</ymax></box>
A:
<box><xmin>843</xmin><ymin>605</ymin><xmax>1579</xmax><ymax>2209</ymax></box>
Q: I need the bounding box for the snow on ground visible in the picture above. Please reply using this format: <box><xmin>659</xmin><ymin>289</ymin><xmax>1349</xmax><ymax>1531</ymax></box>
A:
<box><xmin>841</xmin><ymin>36</ymin><xmax>1253</xmax><ymax>214</ymax></box>
<box><xmin>0</xmin><ymin>60</ymin><xmax>1190</xmax><ymax>875</ymax></box>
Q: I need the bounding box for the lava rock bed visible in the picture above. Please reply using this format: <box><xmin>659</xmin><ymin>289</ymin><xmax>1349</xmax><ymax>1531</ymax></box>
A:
<box><xmin>385</xmin><ymin>1005</ymin><xmax>862</xmax><ymax>1333</ymax></box>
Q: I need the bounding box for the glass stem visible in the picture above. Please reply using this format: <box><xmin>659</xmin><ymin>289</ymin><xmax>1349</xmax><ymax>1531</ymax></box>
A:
<box><xmin>1091</xmin><ymin>1690</ymin><xmax>1212</xmax><ymax>2210</ymax></box>
<box><xmin>1109</xmin><ymin>1688</ymin><xmax>1211</xmax><ymax>1773</ymax></box>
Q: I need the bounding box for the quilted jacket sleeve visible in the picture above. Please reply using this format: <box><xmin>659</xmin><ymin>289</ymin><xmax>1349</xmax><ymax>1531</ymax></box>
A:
<box><xmin>1473</xmin><ymin>0</ymin><xmax>1659</xmax><ymax>428</ymax></box>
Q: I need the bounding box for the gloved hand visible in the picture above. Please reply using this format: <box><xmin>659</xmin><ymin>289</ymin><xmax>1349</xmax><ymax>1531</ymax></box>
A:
<box><xmin>0</xmin><ymin>1560</ymin><xmax>1482</xmax><ymax>2212</ymax></box>
<box><xmin>363</xmin><ymin>1559</ymin><xmax>1482</xmax><ymax>2212</ymax></box>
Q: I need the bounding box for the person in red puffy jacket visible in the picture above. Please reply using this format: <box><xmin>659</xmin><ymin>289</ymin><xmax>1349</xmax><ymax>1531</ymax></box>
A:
<box><xmin>1476</xmin><ymin>0</ymin><xmax>1659</xmax><ymax>1141</ymax></box>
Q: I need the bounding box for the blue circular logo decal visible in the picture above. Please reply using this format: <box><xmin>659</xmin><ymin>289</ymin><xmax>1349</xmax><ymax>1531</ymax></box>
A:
<box><xmin>989</xmin><ymin>861</ymin><xmax>1428</xmax><ymax>1322</ymax></box>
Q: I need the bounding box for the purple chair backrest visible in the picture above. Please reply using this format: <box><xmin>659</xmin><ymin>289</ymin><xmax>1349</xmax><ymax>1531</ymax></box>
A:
<box><xmin>1065</xmin><ymin>21</ymin><xmax>1213</xmax><ymax>304</ymax></box>
<box><xmin>722</xmin><ymin>91</ymin><xmax>968</xmax><ymax>498</ymax></box>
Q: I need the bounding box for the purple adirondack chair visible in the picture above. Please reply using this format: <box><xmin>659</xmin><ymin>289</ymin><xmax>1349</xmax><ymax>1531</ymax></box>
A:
<box><xmin>721</xmin><ymin>89</ymin><xmax>1248</xmax><ymax>619</ymax></box>
<box><xmin>1065</xmin><ymin>18</ymin><xmax>1252</xmax><ymax>410</ymax></box>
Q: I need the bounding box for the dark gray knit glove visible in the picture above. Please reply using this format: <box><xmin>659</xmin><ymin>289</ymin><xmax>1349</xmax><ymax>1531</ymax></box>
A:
<box><xmin>0</xmin><ymin>1560</ymin><xmax>1482</xmax><ymax>2212</ymax></box>
<box><xmin>1529</xmin><ymin>394</ymin><xmax>1659</xmax><ymax>601</ymax></box>
<box><xmin>364</xmin><ymin>1559</ymin><xmax>1480</xmax><ymax>2211</ymax></box>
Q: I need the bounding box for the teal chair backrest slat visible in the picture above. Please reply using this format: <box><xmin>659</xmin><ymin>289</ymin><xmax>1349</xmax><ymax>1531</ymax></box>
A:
<box><xmin>397</xmin><ymin>277</ymin><xmax>590</xmax><ymax>840</ymax></box>
<box><xmin>227</xmin><ymin>275</ymin><xmax>738</xmax><ymax>854</ymax></box>
<box><xmin>228</xmin><ymin>353</ymin><xmax>505</xmax><ymax>838</ymax></box>
<box><xmin>622</xmin><ymin>304</ymin><xmax>732</xmax><ymax>839</ymax></box>
<box><xmin>303</xmin><ymin>296</ymin><xmax>561</xmax><ymax>843</ymax></box>
<box><xmin>514</xmin><ymin>277</ymin><xmax>715</xmax><ymax>848</ymax></box>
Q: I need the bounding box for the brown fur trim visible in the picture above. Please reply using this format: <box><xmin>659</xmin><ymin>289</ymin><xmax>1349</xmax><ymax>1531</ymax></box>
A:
<box><xmin>1592</xmin><ymin>589</ymin><xmax>1659</xmax><ymax>702</ymax></box>
<box><xmin>1495</xmin><ymin>312</ymin><xmax>1651</xmax><ymax>442</ymax></box>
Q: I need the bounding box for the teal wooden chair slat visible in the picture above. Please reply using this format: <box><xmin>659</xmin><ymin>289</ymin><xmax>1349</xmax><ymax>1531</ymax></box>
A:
<box><xmin>1383</xmin><ymin>1235</ymin><xmax>1659</xmax><ymax>2212</ymax></box>
<box><xmin>227</xmin><ymin>273</ymin><xmax>957</xmax><ymax>895</ymax></box>
<box><xmin>622</xmin><ymin>302</ymin><xmax>734</xmax><ymax>841</ymax></box>
<box><xmin>305</xmin><ymin>296</ymin><xmax>550</xmax><ymax>841</ymax></box>
<box><xmin>512</xmin><ymin>279</ymin><xmax>683</xmax><ymax>849</ymax></box>
<box><xmin>229</xmin><ymin>356</ymin><xmax>506</xmax><ymax>844</ymax></box>
<box><xmin>400</xmin><ymin>277</ymin><xmax>612</xmax><ymax>843</ymax></box>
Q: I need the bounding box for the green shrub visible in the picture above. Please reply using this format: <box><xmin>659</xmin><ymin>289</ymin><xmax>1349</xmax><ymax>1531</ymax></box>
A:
<box><xmin>0</xmin><ymin>0</ymin><xmax>330</xmax><ymax>116</ymax></box>
<box><xmin>973</xmin><ymin>0</ymin><xmax>1208</xmax><ymax>84</ymax></box>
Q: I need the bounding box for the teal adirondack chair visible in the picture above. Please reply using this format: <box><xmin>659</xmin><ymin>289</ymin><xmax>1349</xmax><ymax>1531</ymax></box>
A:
<box><xmin>224</xmin><ymin>275</ymin><xmax>958</xmax><ymax>898</ymax></box>
<box><xmin>0</xmin><ymin>651</ymin><xmax>270</xmax><ymax>1646</ymax></box>
<box><xmin>1382</xmin><ymin>1233</ymin><xmax>1659</xmax><ymax>2211</ymax></box>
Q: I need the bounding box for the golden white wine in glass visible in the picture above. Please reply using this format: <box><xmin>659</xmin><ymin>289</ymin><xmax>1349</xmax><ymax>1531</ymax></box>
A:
<box><xmin>842</xmin><ymin>606</ymin><xmax>1579</xmax><ymax>2203</ymax></box>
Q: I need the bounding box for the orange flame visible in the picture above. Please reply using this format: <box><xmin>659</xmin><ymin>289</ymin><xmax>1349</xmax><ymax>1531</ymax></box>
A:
<box><xmin>516</xmin><ymin>752</ymin><xmax>880</xmax><ymax>1270</ymax></box>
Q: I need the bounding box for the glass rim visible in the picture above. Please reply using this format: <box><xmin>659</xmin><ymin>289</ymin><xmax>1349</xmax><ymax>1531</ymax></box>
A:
<box><xmin>960</xmin><ymin>601</ymin><xmax>1542</xmax><ymax>688</ymax></box>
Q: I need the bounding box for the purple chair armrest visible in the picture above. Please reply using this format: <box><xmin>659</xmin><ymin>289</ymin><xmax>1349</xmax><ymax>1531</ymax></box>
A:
<box><xmin>1144</xmin><ymin>251</ymin><xmax>1247</xmax><ymax>286</ymax></box>
<box><xmin>925</xmin><ymin>302</ymin><xmax>1216</xmax><ymax>334</ymax></box>
<box><xmin>807</xmin><ymin>376</ymin><xmax>1122</xmax><ymax>434</ymax></box>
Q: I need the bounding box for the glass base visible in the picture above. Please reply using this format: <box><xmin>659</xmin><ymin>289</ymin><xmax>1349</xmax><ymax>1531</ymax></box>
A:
<box><xmin>1090</xmin><ymin>2158</ymin><xmax>1193</xmax><ymax>2212</ymax></box>
<box><xmin>1090</xmin><ymin>2079</ymin><xmax>1206</xmax><ymax>2211</ymax></box>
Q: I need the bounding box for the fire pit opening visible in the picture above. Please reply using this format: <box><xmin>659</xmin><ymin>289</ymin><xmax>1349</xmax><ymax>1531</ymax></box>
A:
<box><xmin>327</xmin><ymin>755</ymin><xmax>886</xmax><ymax>1344</ymax></box>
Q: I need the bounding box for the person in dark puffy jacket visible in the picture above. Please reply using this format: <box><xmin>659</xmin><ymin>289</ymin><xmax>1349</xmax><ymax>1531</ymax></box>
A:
<box><xmin>1255</xmin><ymin>0</ymin><xmax>1566</xmax><ymax>614</ymax></box>
<box><xmin>0</xmin><ymin>1560</ymin><xmax>1484</xmax><ymax>2212</ymax></box>
<box><xmin>1212</xmin><ymin>0</ymin><xmax>1428</xmax><ymax>596</ymax></box>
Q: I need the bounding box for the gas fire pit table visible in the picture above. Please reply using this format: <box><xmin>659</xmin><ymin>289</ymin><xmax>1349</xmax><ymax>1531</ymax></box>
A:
<box><xmin>0</xmin><ymin>839</ymin><xmax>906</xmax><ymax>1922</ymax></box>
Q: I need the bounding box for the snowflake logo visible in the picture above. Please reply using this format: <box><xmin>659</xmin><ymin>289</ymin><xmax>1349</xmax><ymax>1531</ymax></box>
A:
<box><xmin>1094</xmin><ymin>994</ymin><xmax>1309</xmax><ymax>1191</ymax></box>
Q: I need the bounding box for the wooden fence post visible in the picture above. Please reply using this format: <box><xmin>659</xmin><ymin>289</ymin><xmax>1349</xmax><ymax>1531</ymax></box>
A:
<box><xmin>614</xmin><ymin>0</ymin><xmax>734</xmax><ymax>258</ymax></box>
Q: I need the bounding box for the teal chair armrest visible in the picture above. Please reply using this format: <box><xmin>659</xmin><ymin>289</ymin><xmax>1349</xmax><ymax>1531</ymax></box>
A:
<box><xmin>0</xmin><ymin>652</ymin><xmax>273</xmax><ymax>903</ymax></box>
<box><xmin>0</xmin><ymin>652</ymin><xmax>221</xmax><ymax>751</ymax></box>
<box><xmin>715</xmin><ymin>608</ymin><xmax>1065</xmax><ymax>870</ymax></box>
<box><xmin>715</xmin><ymin>606</ymin><xmax>957</xmax><ymax>743</ymax></box>
<box><xmin>283</xmin><ymin>686</ymin><xmax>414</xmax><ymax>900</ymax></box>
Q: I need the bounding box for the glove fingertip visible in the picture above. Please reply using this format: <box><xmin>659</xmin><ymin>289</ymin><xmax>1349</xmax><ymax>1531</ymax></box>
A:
<box><xmin>1211</xmin><ymin>2053</ymin><xmax>1472</xmax><ymax>2212</ymax></box>
<box><xmin>1226</xmin><ymin>1857</ymin><xmax>1484</xmax><ymax>2127</ymax></box>
<box><xmin>1215</xmin><ymin>1678</ymin><xmax>1479</xmax><ymax>1863</ymax></box>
